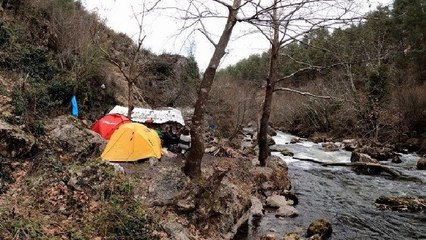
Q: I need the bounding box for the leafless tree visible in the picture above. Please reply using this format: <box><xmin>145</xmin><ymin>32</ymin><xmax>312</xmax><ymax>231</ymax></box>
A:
<box><xmin>101</xmin><ymin>1</ymin><xmax>161</xmax><ymax>118</ymax></box>
<box><xmin>238</xmin><ymin>0</ymin><xmax>362</xmax><ymax>166</ymax></box>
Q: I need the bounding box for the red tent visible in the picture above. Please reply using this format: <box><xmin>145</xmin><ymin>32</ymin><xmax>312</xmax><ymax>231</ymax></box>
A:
<box><xmin>91</xmin><ymin>114</ymin><xmax>131</xmax><ymax>140</ymax></box>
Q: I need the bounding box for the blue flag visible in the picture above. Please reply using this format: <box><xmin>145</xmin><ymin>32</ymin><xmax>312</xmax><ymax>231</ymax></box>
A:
<box><xmin>71</xmin><ymin>95</ymin><xmax>79</xmax><ymax>117</ymax></box>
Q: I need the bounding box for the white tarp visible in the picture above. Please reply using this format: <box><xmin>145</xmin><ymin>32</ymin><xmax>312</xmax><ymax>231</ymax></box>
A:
<box><xmin>109</xmin><ymin>106</ymin><xmax>185</xmax><ymax>125</ymax></box>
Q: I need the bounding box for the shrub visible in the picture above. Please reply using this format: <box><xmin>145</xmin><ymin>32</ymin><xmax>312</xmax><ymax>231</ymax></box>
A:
<box><xmin>397</xmin><ymin>84</ymin><xmax>426</xmax><ymax>134</ymax></box>
<box><xmin>18</xmin><ymin>47</ymin><xmax>57</xmax><ymax>81</ymax></box>
<box><xmin>0</xmin><ymin>22</ymin><xmax>13</xmax><ymax>47</ymax></box>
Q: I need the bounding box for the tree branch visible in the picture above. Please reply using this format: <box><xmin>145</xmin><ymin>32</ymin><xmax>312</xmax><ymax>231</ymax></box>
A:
<box><xmin>274</xmin><ymin>87</ymin><xmax>342</xmax><ymax>100</ymax></box>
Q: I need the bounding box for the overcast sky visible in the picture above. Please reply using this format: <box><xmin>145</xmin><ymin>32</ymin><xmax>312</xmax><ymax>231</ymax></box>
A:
<box><xmin>81</xmin><ymin>0</ymin><xmax>393</xmax><ymax>70</ymax></box>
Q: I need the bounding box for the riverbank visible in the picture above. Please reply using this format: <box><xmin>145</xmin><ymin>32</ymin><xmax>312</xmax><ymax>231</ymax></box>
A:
<box><xmin>0</xmin><ymin>115</ymin><xmax>294</xmax><ymax>239</ymax></box>
<box><xmin>247</xmin><ymin>132</ymin><xmax>426</xmax><ymax>239</ymax></box>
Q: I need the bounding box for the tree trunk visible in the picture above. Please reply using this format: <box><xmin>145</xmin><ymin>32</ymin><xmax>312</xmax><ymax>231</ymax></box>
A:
<box><xmin>258</xmin><ymin>2</ymin><xmax>279</xmax><ymax>166</ymax></box>
<box><xmin>184</xmin><ymin>0</ymin><xmax>241</xmax><ymax>179</ymax></box>
<box><xmin>127</xmin><ymin>80</ymin><xmax>134</xmax><ymax>119</ymax></box>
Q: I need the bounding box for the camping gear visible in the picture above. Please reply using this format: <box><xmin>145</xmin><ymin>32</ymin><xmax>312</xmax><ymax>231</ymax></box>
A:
<box><xmin>101</xmin><ymin>122</ymin><xmax>162</xmax><ymax>161</ymax></box>
<box><xmin>71</xmin><ymin>95</ymin><xmax>78</xmax><ymax>117</ymax></box>
<box><xmin>91</xmin><ymin>114</ymin><xmax>130</xmax><ymax>140</ymax></box>
<box><xmin>109</xmin><ymin>105</ymin><xmax>185</xmax><ymax>125</ymax></box>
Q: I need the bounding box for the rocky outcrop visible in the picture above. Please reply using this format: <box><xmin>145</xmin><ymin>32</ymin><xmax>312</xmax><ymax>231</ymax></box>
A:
<box><xmin>306</xmin><ymin>219</ymin><xmax>332</xmax><ymax>239</ymax></box>
<box><xmin>375</xmin><ymin>196</ymin><xmax>426</xmax><ymax>212</ymax></box>
<box><xmin>0</xmin><ymin>120</ymin><xmax>35</xmax><ymax>158</ymax></box>
<box><xmin>417</xmin><ymin>156</ymin><xmax>426</xmax><ymax>170</ymax></box>
<box><xmin>251</xmin><ymin>156</ymin><xmax>291</xmax><ymax>196</ymax></box>
<box><xmin>44</xmin><ymin>115</ymin><xmax>106</xmax><ymax>157</ymax></box>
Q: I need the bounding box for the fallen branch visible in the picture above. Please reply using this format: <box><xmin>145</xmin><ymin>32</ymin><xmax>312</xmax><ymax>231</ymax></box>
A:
<box><xmin>293</xmin><ymin>157</ymin><xmax>401</xmax><ymax>179</ymax></box>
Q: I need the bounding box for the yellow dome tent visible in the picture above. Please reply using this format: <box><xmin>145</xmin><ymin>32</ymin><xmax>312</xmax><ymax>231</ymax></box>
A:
<box><xmin>101</xmin><ymin>122</ymin><xmax>162</xmax><ymax>161</ymax></box>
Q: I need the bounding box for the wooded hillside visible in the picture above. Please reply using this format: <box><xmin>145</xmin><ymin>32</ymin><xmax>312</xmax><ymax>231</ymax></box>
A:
<box><xmin>0</xmin><ymin>0</ymin><xmax>199</xmax><ymax>127</ymax></box>
<box><xmin>212</xmin><ymin>0</ymin><xmax>425</xmax><ymax>152</ymax></box>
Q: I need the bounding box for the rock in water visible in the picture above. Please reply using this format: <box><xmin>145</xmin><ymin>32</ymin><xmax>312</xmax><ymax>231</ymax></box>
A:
<box><xmin>417</xmin><ymin>156</ymin><xmax>426</xmax><ymax>170</ymax></box>
<box><xmin>306</xmin><ymin>219</ymin><xmax>332</xmax><ymax>239</ymax></box>
<box><xmin>391</xmin><ymin>155</ymin><xmax>402</xmax><ymax>164</ymax></box>
<box><xmin>376</xmin><ymin>196</ymin><xmax>426</xmax><ymax>212</ymax></box>
<box><xmin>322</xmin><ymin>142</ymin><xmax>339</xmax><ymax>152</ymax></box>
<box><xmin>266</xmin><ymin>195</ymin><xmax>288</xmax><ymax>208</ymax></box>
<box><xmin>0</xmin><ymin>120</ymin><xmax>35</xmax><ymax>158</ymax></box>
<box><xmin>275</xmin><ymin>205</ymin><xmax>298</xmax><ymax>218</ymax></box>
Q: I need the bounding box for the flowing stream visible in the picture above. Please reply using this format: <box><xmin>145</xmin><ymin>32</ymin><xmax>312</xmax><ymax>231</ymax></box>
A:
<box><xmin>243</xmin><ymin>132</ymin><xmax>426</xmax><ymax>240</ymax></box>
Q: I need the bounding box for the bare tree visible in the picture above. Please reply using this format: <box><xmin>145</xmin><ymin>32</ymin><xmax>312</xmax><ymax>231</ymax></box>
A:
<box><xmin>100</xmin><ymin>1</ymin><xmax>161</xmax><ymax>118</ymax></box>
<box><xmin>172</xmin><ymin>0</ymin><xmax>242</xmax><ymax>179</ymax></box>
<box><xmin>238</xmin><ymin>0</ymin><xmax>361</xmax><ymax>166</ymax></box>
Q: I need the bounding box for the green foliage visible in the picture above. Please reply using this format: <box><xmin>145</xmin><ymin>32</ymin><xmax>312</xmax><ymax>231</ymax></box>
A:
<box><xmin>367</xmin><ymin>64</ymin><xmax>389</xmax><ymax>103</ymax></box>
<box><xmin>95</xmin><ymin>196</ymin><xmax>159</xmax><ymax>240</ymax></box>
<box><xmin>27</xmin><ymin>120</ymin><xmax>46</xmax><ymax>137</ymax></box>
<box><xmin>18</xmin><ymin>47</ymin><xmax>57</xmax><ymax>81</ymax></box>
<box><xmin>48</xmin><ymin>74</ymin><xmax>76</xmax><ymax>104</ymax></box>
<box><xmin>0</xmin><ymin>213</ymin><xmax>45</xmax><ymax>239</ymax></box>
<box><xmin>0</xmin><ymin>22</ymin><xmax>13</xmax><ymax>48</ymax></box>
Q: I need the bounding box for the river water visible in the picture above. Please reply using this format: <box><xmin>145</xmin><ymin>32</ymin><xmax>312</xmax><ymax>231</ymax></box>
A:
<box><xmin>244</xmin><ymin>132</ymin><xmax>426</xmax><ymax>240</ymax></box>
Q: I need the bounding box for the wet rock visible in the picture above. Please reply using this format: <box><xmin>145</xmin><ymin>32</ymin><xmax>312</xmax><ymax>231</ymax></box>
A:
<box><xmin>45</xmin><ymin>115</ymin><xmax>106</xmax><ymax>157</ymax></box>
<box><xmin>309</xmin><ymin>235</ymin><xmax>322</xmax><ymax>240</ymax></box>
<box><xmin>283</xmin><ymin>232</ymin><xmax>301</xmax><ymax>240</ymax></box>
<box><xmin>290</xmin><ymin>138</ymin><xmax>300</xmax><ymax>144</ymax></box>
<box><xmin>268</xmin><ymin>126</ymin><xmax>277</xmax><ymax>136</ymax></box>
<box><xmin>251</xmin><ymin>196</ymin><xmax>264</xmax><ymax>217</ymax></box>
<box><xmin>350</xmin><ymin>152</ymin><xmax>382</xmax><ymax>175</ymax></box>
<box><xmin>260</xmin><ymin>233</ymin><xmax>276</xmax><ymax>240</ymax></box>
<box><xmin>417</xmin><ymin>157</ymin><xmax>426</xmax><ymax>170</ymax></box>
<box><xmin>375</xmin><ymin>196</ymin><xmax>426</xmax><ymax>212</ymax></box>
<box><xmin>356</xmin><ymin>145</ymin><xmax>394</xmax><ymax>161</ymax></box>
<box><xmin>280</xmin><ymin>149</ymin><xmax>294</xmax><ymax>156</ymax></box>
<box><xmin>267</xmin><ymin>135</ymin><xmax>276</xmax><ymax>146</ymax></box>
<box><xmin>275</xmin><ymin>205</ymin><xmax>298</xmax><ymax>218</ymax></box>
<box><xmin>0</xmin><ymin>120</ymin><xmax>35</xmax><ymax>158</ymax></box>
<box><xmin>266</xmin><ymin>195</ymin><xmax>288</xmax><ymax>208</ymax></box>
<box><xmin>322</xmin><ymin>142</ymin><xmax>340</xmax><ymax>152</ymax></box>
<box><xmin>350</xmin><ymin>152</ymin><xmax>379</xmax><ymax>164</ymax></box>
<box><xmin>391</xmin><ymin>155</ymin><xmax>402</xmax><ymax>164</ymax></box>
<box><xmin>306</xmin><ymin>219</ymin><xmax>332</xmax><ymax>239</ymax></box>
<box><xmin>342</xmin><ymin>139</ymin><xmax>358</xmax><ymax>151</ymax></box>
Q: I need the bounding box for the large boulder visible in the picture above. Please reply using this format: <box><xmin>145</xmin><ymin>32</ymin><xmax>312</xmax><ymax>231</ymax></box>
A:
<box><xmin>44</xmin><ymin>115</ymin><xmax>106</xmax><ymax>157</ymax></box>
<box><xmin>417</xmin><ymin>156</ymin><xmax>426</xmax><ymax>170</ymax></box>
<box><xmin>251</xmin><ymin>156</ymin><xmax>291</xmax><ymax>196</ymax></box>
<box><xmin>350</xmin><ymin>152</ymin><xmax>382</xmax><ymax>175</ymax></box>
<box><xmin>0</xmin><ymin>120</ymin><xmax>35</xmax><ymax>158</ymax></box>
<box><xmin>350</xmin><ymin>152</ymin><xmax>379</xmax><ymax>164</ymax></box>
<box><xmin>356</xmin><ymin>145</ymin><xmax>394</xmax><ymax>161</ymax></box>
<box><xmin>306</xmin><ymin>219</ymin><xmax>332</xmax><ymax>239</ymax></box>
<box><xmin>266</xmin><ymin>195</ymin><xmax>289</xmax><ymax>208</ymax></box>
